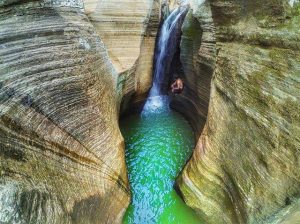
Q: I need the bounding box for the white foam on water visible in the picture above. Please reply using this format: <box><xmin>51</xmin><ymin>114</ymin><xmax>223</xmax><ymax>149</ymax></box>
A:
<box><xmin>142</xmin><ymin>96</ymin><xmax>170</xmax><ymax>116</ymax></box>
<box><xmin>142</xmin><ymin>7</ymin><xmax>186</xmax><ymax>115</ymax></box>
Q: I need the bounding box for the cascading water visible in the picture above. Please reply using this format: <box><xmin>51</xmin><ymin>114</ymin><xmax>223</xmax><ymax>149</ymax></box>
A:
<box><xmin>121</xmin><ymin>6</ymin><xmax>202</xmax><ymax>224</ymax></box>
<box><xmin>150</xmin><ymin>7</ymin><xmax>185</xmax><ymax>97</ymax></box>
<box><xmin>142</xmin><ymin>7</ymin><xmax>187</xmax><ymax>114</ymax></box>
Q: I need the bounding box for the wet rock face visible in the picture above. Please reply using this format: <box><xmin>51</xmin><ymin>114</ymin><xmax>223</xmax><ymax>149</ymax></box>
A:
<box><xmin>178</xmin><ymin>0</ymin><xmax>300</xmax><ymax>223</ymax></box>
<box><xmin>0</xmin><ymin>1</ymin><xmax>129</xmax><ymax>223</ymax></box>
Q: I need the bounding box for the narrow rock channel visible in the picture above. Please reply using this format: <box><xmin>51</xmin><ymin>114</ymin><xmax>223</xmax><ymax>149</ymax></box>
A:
<box><xmin>120</xmin><ymin>6</ymin><xmax>201</xmax><ymax>224</ymax></box>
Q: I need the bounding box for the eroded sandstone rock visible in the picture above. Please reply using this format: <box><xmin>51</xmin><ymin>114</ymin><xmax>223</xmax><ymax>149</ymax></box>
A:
<box><xmin>171</xmin><ymin>0</ymin><xmax>216</xmax><ymax>136</ymax></box>
<box><xmin>1</xmin><ymin>0</ymin><xmax>299</xmax><ymax>223</ymax></box>
<box><xmin>83</xmin><ymin>0</ymin><xmax>161</xmax><ymax>112</ymax></box>
<box><xmin>83</xmin><ymin>0</ymin><xmax>158</xmax><ymax>74</ymax></box>
<box><xmin>178</xmin><ymin>1</ymin><xmax>300</xmax><ymax>223</ymax></box>
<box><xmin>0</xmin><ymin>1</ymin><xmax>129</xmax><ymax>223</ymax></box>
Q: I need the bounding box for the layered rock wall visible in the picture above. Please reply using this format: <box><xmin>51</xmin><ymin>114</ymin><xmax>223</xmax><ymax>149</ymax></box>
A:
<box><xmin>171</xmin><ymin>0</ymin><xmax>216</xmax><ymax>136</ymax></box>
<box><xmin>0</xmin><ymin>0</ymin><xmax>163</xmax><ymax>222</ymax></box>
<box><xmin>179</xmin><ymin>0</ymin><xmax>300</xmax><ymax>223</ymax></box>
<box><xmin>1</xmin><ymin>0</ymin><xmax>299</xmax><ymax>223</ymax></box>
<box><xmin>83</xmin><ymin>0</ymin><xmax>161</xmax><ymax>110</ymax></box>
<box><xmin>0</xmin><ymin>1</ymin><xmax>130</xmax><ymax>223</ymax></box>
<box><xmin>84</xmin><ymin>0</ymin><xmax>154</xmax><ymax>73</ymax></box>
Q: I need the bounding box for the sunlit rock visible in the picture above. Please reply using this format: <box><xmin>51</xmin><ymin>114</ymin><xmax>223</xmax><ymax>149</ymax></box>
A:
<box><xmin>1</xmin><ymin>0</ymin><xmax>299</xmax><ymax>223</ymax></box>
<box><xmin>178</xmin><ymin>0</ymin><xmax>300</xmax><ymax>223</ymax></box>
<box><xmin>0</xmin><ymin>1</ymin><xmax>129</xmax><ymax>223</ymax></box>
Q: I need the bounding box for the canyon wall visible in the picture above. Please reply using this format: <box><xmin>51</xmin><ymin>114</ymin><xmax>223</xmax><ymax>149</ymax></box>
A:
<box><xmin>1</xmin><ymin>0</ymin><xmax>299</xmax><ymax>223</ymax></box>
<box><xmin>0</xmin><ymin>0</ymin><xmax>159</xmax><ymax>223</ymax></box>
<box><xmin>84</xmin><ymin>0</ymin><xmax>154</xmax><ymax>73</ymax></box>
<box><xmin>0</xmin><ymin>2</ymin><xmax>129</xmax><ymax>223</ymax></box>
<box><xmin>83</xmin><ymin>0</ymin><xmax>160</xmax><ymax>103</ymax></box>
<box><xmin>178</xmin><ymin>0</ymin><xmax>300</xmax><ymax>223</ymax></box>
<box><xmin>171</xmin><ymin>0</ymin><xmax>216</xmax><ymax>135</ymax></box>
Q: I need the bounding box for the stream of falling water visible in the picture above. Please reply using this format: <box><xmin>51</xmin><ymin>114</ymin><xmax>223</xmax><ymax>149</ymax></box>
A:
<box><xmin>121</xmin><ymin>7</ymin><xmax>202</xmax><ymax>224</ymax></box>
<box><xmin>143</xmin><ymin>7</ymin><xmax>186</xmax><ymax>113</ymax></box>
<box><xmin>149</xmin><ymin>7</ymin><xmax>184</xmax><ymax>97</ymax></box>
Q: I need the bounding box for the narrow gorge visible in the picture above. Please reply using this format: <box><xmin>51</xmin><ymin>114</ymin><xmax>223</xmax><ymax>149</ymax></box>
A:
<box><xmin>0</xmin><ymin>0</ymin><xmax>299</xmax><ymax>224</ymax></box>
<box><xmin>120</xmin><ymin>7</ymin><xmax>200</xmax><ymax>223</ymax></box>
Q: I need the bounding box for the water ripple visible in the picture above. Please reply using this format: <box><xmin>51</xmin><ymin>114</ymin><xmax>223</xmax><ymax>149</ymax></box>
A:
<box><xmin>120</xmin><ymin>98</ymin><xmax>201</xmax><ymax>224</ymax></box>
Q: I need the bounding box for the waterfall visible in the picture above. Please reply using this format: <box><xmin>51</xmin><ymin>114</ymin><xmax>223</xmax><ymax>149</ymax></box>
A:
<box><xmin>142</xmin><ymin>7</ymin><xmax>187</xmax><ymax>114</ymax></box>
<box><xmin>150</xmin><ymin>7</ymin><xmax>186</xmax><ymax>97</ymax></box>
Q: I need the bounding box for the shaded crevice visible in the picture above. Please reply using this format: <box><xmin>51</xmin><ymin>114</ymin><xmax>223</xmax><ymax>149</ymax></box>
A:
<box><xmin>120</xmin><ymin>4</ymin><xmax>216</xmax><ymax>146</ymax></box>
<box><xmin>170</xmin><ymin>8</ymin><xmax>216</xmax><ymax>139</ymax></box>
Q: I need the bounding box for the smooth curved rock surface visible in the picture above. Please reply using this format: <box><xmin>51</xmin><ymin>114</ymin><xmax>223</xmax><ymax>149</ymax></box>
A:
<box><xmin>83</xmin><ymin>0</ymin><xmax>161</xmax><ymax>112</ymax></box>
<box><xmin>171</xmin><ymin>0</ymin><xmax>216</xmax><ymax>136</ymax></box>
<box><xmin>134</xmin><ymin>0</ymin><xmax>161</xmax><ymax>97</ymax></box>
<box><xmin>1</xmin><ymin>0</ymin><xmax>300</xmax><ymax>223</ymax></box>
<box><xmin>0</xmin><ymin>1</ymin><xmax>130</xmax><ymax>223</ymax></box>
<box><xmin>83</xmin><ymin>0</ymin><xmax>158</xmax><ymax>74</ymax></box>
<box><xmin>178</xmin><ymin>0</ymin><xmax>300</xmax><ymax>223</ymax></box>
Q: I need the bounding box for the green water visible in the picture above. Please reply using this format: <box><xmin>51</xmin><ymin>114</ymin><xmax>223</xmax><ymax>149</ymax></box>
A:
<box><xmin>120</xmin><ymin>97</ymin><xmax>201</xmax><ymax>224</ymax></box>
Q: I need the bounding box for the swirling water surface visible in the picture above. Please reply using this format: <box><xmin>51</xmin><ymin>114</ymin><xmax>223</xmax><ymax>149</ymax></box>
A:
<box><xmin>120</xmin><ymin>96</ymin><xmax>201</xmax><ymax>224</ymax></box>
